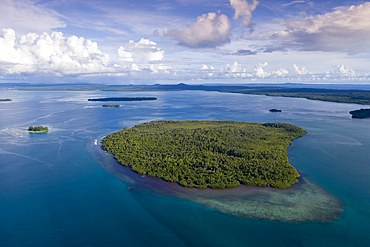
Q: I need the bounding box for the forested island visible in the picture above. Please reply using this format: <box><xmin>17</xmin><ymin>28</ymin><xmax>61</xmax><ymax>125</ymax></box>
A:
<box><xmin>349</xmin><ymin>108</ymin><xmax>370</xmax><ymax>118</ymax></box>
<box><xmin>102</xmin><ymin>104</ymin><xmax>120</xmax><ymax>107</ymax></box>
<box><xmin>102</xmin><ymin>120</ymin><xmax>307</xmax><ymax>189</ymax></box>
<box><xmin>0</xmin><ymin>98</ymin><xmax>12</xmax><ymax>101</ymax></box>
<box><xmin>269</xmin><ymin>109</ymin><xmax>282</xmax><ymax>112</ymax></box>
<box><xmin>16</xmin><ymin>84</ymin><xmax>370</xmax><ymax>105</ymax></box>
<box><xmin>28</xmin><ymin>126</ymin><xmax>48</xmax><ymax>133</ymax></box>
<box><xmin>88</xmin><ymin>97</ymin><xmax>157</xmax><ymax>102</ymax></box>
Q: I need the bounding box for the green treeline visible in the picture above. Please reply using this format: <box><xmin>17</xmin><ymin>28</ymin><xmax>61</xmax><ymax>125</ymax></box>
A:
<box><xmin>258</xmin><ymin>90</ymin><xmax>370</xmax><ymax>105</ymax></box>
<box><xmin>28</xmin><ymin>126</ymin><xmax>48</xmax><ymax>132</ymax></box>
<box><xmin>92</xmin><ymin>85</ymin><xmax>370</xmax><ymax>105</ymax></box>
<box><xmin>0</xmin><ymin>99</ymin><xmax>12</xmax><ymax>101</ymax></box>
<box><xmin>88</xmin><ymin>97</ymin><xmax>157</xmax><ymax>102</ymax></box>
<box><xmin>13</xmin><ymin>84</ymin><xmax>370</xmax><ymax>105</ymax></box>
<box><xmin>102</xmin><ymin>104</ymin><xmax>120</xmax><ymax>107</ymax></box>
<box><xmin>269</xmin><ymin>109</ymin><xmax>282</xmax><ymax>112</ymax></box>
<box><xmin>102</xmin><ymin>120</ymin><xmax>307</xmax><ymax>189</ymax></box>
<box><xmin>349</xmin><ymin>108</ymin><xmax>370</xmax><ymax>118</ymax></box>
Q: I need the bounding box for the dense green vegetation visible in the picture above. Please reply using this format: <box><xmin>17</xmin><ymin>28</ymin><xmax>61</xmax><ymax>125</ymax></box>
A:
<box><xmin>349</xmin><ymin>108</ymin><xmax>370</xmax><ymax>118</ymax></box>
<box><xmin>16</xmin><ymin>84</ymin><xmax>370</xmax><ymax>105</ymax></box>
<box><xmin>102</xmin><ymin>120</ymin><xmax>307</xmax><ymax>189</ymax></box>
<box><xmin>77</xmin><ymin>84</ymin><xmax>370</xmax><ymax>105</ymax></box>
<box><xmin>102</xmin><ymin>104</ymin><xmax>120</xmax><ymax>107</ymax></box>
<box><xmin>0</xmin><ymin>98</ymin><xmax>12</xmax><ymax>101</ymax></box>
<box><xmin>253</xmin><ymin>89</ymin><xmax>370</xmax><ymax>105</ymax></box>
<box><xmin>28</xmin><ymin>126</ymin><xmax>48</xmax><ymax>132</ymax></box>
<box><xmin>269</xmin><ymin>109</ymin><xmax>282</xmax><ymax>112</ymax></box>
<box><xmin>88</xmin><ymin>97</ymin><xmax>157</xmax><ymax>101</ymax></box>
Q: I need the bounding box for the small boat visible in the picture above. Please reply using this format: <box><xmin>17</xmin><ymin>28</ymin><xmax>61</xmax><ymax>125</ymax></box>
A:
<box><xmin>94</xmin><ymin>139</ymin><xmax>98</xmax><ymax>145</ymax></box>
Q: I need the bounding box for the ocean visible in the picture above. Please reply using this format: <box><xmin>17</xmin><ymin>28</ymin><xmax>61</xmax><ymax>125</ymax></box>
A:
<box><xmin>0</xmin><ymin>89</ymin><xmax>369</xmax><ymax>246</ymax></box>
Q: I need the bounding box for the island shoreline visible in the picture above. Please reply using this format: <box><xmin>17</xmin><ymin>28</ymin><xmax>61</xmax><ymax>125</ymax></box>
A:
<box><xmin>89</xmin><ymin>135</ymin><xmax>343</xmax><ymax>223</ymax></box>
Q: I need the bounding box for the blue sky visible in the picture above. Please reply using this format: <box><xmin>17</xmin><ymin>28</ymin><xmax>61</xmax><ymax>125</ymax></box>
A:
<box><xmin>0</xmin><ymin>0</ymin><xmax>370</xmax><ymax>84</ymax></box>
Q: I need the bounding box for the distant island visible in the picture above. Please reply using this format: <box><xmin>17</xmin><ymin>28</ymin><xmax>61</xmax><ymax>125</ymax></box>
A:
<box><xmin>102</xmin><ymin>120</ymin><xmax>307</xmax><ymax>189</ymax></box>
<box><xmin>269</xmin><ymin>109</ymin><xmax>282</xmax><ymax>112</ymax></box>
<box><xmin>349</xmin><ymin>108</ymin><xmax>370</xmax><ymax>118</ymax></box>
<box><xmin>28</xmin><ymin>126</ymin><xmax>48</xmax><ymax>133</ymax></box>
<box><xmin>102</xmin><ymin>104</ymin><xmax>120</xmax><ymax>107</ymax></box>
<box><xmin>0</xmin><ymin>98</ymin><xmax>12</xmax><ymax>101</ymax></box>
<box><xmin>16</xmin><ymin>84</ymin><xmax>370</xmax><ymax>105</ymax></box>
<box><xmin>88</xmin><ymin>97</ymin><xmax>157</xmax><ymax>102</ymax></box>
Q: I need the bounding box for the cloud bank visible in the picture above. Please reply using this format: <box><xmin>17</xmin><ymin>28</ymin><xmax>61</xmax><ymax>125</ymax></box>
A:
<box><xmin>0</xmin><ymin>28</ymin><xmax>110</xmax><ymax>76</ymax></box>
<box><xmin>164</xmin><ymin>12</ymin><xmax>232</xmax><ymax>48</ymax></box>
<box><xmin>0</xmin><ymin>28</ymin><xmax>171</xmax><ymax>78</ymax></box>
<box><xmin>255</xmin><ymin>2</ymin><xmax>370</xmax><ymax>54</ymax></box>
<box><xmin>0</xmin><ymin>29</ymin><xmax>364</xmax><ymax>83</ymax></box>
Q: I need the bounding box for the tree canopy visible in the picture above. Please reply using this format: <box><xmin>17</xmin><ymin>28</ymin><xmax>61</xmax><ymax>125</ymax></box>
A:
<box><xmin>28</xmin><ymin>126</ymin><xmax>48</xmax><ymax>132</ymax></box>
<box><xmin>102</xmin><ymin>120</ymin><xmax>307</xmax><ymax>189</ymax></box>
<box><xmin>349</xmin><ymin>108</ymin><xmax>370</xmax><ymax>118</ymax></box>
<box><xmin>102</xmin><ymin>104</ymin><xmax>120</xmax><ymax>107</ymax></box>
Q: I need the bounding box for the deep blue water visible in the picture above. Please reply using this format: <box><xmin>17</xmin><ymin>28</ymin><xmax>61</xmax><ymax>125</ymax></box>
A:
<box><xmin>0</xmin><ymin>89</ymin><xmax>369</xmax><ymax>246</ymax></box>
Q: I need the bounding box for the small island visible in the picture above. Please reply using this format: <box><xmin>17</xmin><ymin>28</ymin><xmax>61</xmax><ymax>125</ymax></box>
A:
<box><xmin>28</xmin><ymin>126</ymin><xmax>48</xmax><ymax>133</ymax></box>
<box><xmin>88</xmin><ymin>97</ymin><xmax>157</xmax><ymax>102</ymax></box>
<box><xmin>0</xmin><ymin>98</ymin><xmax>12</xmax><ymax>101</ymax></box>
<box><xmin>102</xmin><ymin>104</ymin><xmax>120</xmax><ymax>107</ymax></box>
<box><xmin>269</xmin><ymin>109</ymin><xmax>282</xmax><ymax>112</ymax></box>
<box><xmin>102</xmin><ymin>120</ymin><xmax>307</xmax><ymax>189</ymax></box>
<box><xmin>349</xmin><ymin>108</ymin><xmax>370</xmax><ymax>118</ymax></box>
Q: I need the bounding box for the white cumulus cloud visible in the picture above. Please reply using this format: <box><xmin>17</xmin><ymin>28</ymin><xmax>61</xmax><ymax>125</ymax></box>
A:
<box><xmin>130</xmin><ymin>63</ymin><xmax>140</xmax><ymax>71</ymax></box>
<box><xmin>165</xmin><ymin>12</ymin><xmax>232</xmax><ymax>48</ymax></box>
<box><xmin>251</xmin><ymin>62</ymin><xmax>289</xmax><ymax>78</ymax></box>
<box><xmin>149</xmin><ymin>64</ymin><xmax>171</xmax><ymax>74</ymax></box>
<box><xmin>0</xmin><ymin>29</ymin><xmax>171</xmax><ymax>78</ymax></box>
<box><xmin>273</xmin><ymin>68</ymin><xmax>289</xmax><ymax>77</ymax></box>
<box><xmin>326</xmin><ymin>65</ymin><xmax>356</xmax><ymax>77</ymax></box>
<box><xmin>200</xmin><ymin>64</ymin><xmax>214</xmax><ymax>70</ymax></box>
<box><xmin>293</xmin><ymin>64</ymin><xmax>309</xmax><ymax>75</ymax></box>
<box><xmin>230</xmin><ymin>0</ymin><xmax>259</xmax><ymax>28</ymax></box>
<box><xmin>222</xmin><ymin>61</ymin><xmax>248</xmax><ymax>77</ymax></box>
<box><xmin>118</xmin><ymin>38</ymin><xmax>165</xmax><ymax>64</ymax></box>
<box><xmin>118</xmin><ymin>47</ymin><xmax>134</xmax><ymax>62</ymax></box>
<box><xmin>0</xmin><ymin>28</ymin><xmax>110</xmax><ymax>75</ymax></box>
<box><xmin>253</xmin><ymin>62</ymin><xmax>270</xmax><ymax>78</ymax></box>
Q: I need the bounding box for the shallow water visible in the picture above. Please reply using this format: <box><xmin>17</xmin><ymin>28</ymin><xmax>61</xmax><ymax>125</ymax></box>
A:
<box><xmin>90</xmin><ymin>137</ymin><xmax>343</xmax><ymax>223</ymax></box>
<box><xmin>1</xmin><ymin>89</ymin><xmax>370</xmax><ymax>246</ymax></box>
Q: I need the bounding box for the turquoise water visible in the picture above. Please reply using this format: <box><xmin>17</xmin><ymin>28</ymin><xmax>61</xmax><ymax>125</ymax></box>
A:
<box><xmin>0</xmin><ymin>89</ymin><xmax>369</xmax><ymax>246</ymax></box>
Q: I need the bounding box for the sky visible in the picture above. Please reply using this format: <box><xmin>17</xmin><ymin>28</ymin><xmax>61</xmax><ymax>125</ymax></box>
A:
<box><xmin>0</xmin><ymin>0</ymin><xmax>370</xmax><ymax>84</ymax></box>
